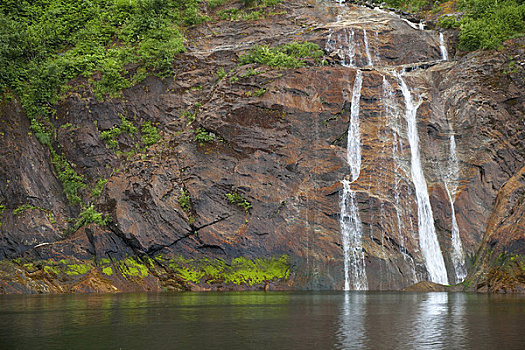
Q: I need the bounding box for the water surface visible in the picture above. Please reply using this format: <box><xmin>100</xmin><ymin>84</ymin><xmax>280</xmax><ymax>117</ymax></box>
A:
<box><xmin>1</xmin><ymin>291</ymin><xmax>524</xmax><ymax>349</ymax></box>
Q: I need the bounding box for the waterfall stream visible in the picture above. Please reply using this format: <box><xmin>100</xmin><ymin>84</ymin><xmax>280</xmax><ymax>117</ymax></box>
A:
<box><xmin>332</xmin><ymin>3</ymin><xmax>454</xmax><ymax>289</ymax></box>
<box><xmin>395</xmin><ymin>72</ymin><xmax>449</xmax><ymax>285</ymax></box>
<box><xmin>340</xmin><ymin>70</ymin><xmax>367</xmax><ymax>290</ymax></box>
<box><xmin>439</xmin><ymin>32</ymin><xmax>448</xmax><ymax>61</ymax></box>
<box><xmin>445</xmin><ymin>134</ymin><xmax>467</xmax><ymax>283</ymax></box>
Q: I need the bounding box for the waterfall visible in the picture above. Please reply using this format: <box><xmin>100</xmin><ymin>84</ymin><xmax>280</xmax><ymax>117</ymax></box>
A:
<box><xmin>383</xmin><ymin>76</ymin><xmax>417</xmax><ymax>284</ymax></box>
<box><xmin>363</xmin><ymin>29</ymin><xmax>373</xmax><ymax>66</ymax></box>
<box><xmin>348</xmin><ymin>70</ymin><xmax>363</xmax><ymax>180</ymax></box>
<box><xmin>439</xmin><ymin>33</ymin><xmax>448</xmax><ymax>61</ymax></box>
<box><xmin>340</xmin><ymin>70</ymin><xmax>367</xmax><ymax>290</ymax></box>
<box><xmin>395</xmin><ymin>72</ymin><xmax>449</xmax><ymax>285</ymax></box>
<box><xmin>341</xmin><ymin>29</ymin><xmax>356</xmax><ymax>67</ymax></box>
<box><xmin>445</xmin><ymin>134</ymin><xmax>467</xmax><ymax>283</ymax></box>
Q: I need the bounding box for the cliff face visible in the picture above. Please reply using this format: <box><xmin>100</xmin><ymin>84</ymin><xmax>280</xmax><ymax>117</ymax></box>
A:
<box><xmin>1</xmin><ymin>0</ymin><xmax>524</xmax><ymax>293</ymax></box>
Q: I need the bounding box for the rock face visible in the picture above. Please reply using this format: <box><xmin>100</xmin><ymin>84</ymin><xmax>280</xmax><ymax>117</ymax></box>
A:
<box><xmin>1</xmin><ymin>0</ymin><xmax>524</xmax><ymax>293</ymax></box>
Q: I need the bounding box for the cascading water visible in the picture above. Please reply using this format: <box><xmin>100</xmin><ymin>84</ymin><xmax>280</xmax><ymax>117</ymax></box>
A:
<box><xmin>340</xmin><ymin>70</ymin><xmax>367</xmax><ymax>291</ymax></box>
<box><xmin>341</xmin><ymin>29</ymin><xmax>356</xmax><ymax>67</ymax></box>
<box><xmin>347</xmin><ymin>70</ymin><xmax>363</xmax><ymax>180</ymax></box>
<box><xmin>445</xmin><ymin>134</ymin><xmax>467</xmax><ymax>283</ymax></box>
<box><xmin>363</xmin><ymin>29</ymin><xmax>373</xmax><ymax>66</ymax></box>
<box><xmin>383</xmin><ymin>76</ymin><xmax>418</xmax><ymax>284</ymax></box>
<box><xmin>395</xmin><ymin>72</ymin><xmax>449</xmax><ymax>285</ymax></box>
<box><xmin>439</xmin><ymin>32</ymin><xmax>448</xmax><ymax>61</ymax></box>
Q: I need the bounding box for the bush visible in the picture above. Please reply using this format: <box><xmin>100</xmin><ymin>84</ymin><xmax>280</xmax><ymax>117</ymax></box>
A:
<box><xmin>456</xmin><ymin>0</ymin><xmax>525</xmax><ymax>50</ymax></box>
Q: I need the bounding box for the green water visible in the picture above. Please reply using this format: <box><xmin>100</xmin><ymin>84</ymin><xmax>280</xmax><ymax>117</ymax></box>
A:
<box><xmin>1</xmin><ymin>291</ymin><xmax>524</xmax><ymax>349</ymax></box>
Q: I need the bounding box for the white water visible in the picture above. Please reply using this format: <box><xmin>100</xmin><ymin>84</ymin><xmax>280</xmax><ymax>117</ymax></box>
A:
<box><xmin>395</xmin><ymin>72</ymin><xmax>449</xmax><ymax>285</ymax></box>
<box><xmin>445</xmin><ymin>134</ymin><xmax>467</xmax><ymax>283</ymax></box>
<box><xmin>439</xmin><ymin>33</ymin><xmax>448</xmax><ymax>61</ymax></box>
<box><xmin>383</xmin><ymin>76</ymin><xmax>418</xmax><ymax>284</ymax></box>
<box><xmin>341</xmin><ymin>29</ymin><xmax>356</xmax><ymax>67</ymax></box>
<box><xmin>340</xmin><ymin>70</ymin><xmax>367</xmax><ymax>290</ymax></box>
<box><xmin>363</xmin><ymin>29</ymin><xmax>373</xmax><ymax>66</ymax></box>
<box><xmin>347</xmin><ymin>70</ymin><xmax>363</xmax><ymax>181</ymax></box>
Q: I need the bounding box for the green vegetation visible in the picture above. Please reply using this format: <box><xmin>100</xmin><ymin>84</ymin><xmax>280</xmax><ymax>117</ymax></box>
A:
<box><xmin>75</xmin><ymin>204</ymin><xmax>109</xmax><ymax>230</ymax></box>
<box><xmin>51</xmin><ymin>150</ymin><xmax>86</xmax><ymax>205</ymax></box>
<box><xmin>13</xmin><ymin>204</ymin><xmax>56</xmax><ymax>223</ymax></box>
<box><xmin>140</xmin><ymin>121</ymin><xmax>161</xmax><ymax>147</ymax></box>
<box><xmin>218</xmin><ymin>8</ymin><xmax>263</xmax><ymax>21</ymax></box>
<box><xmin>91</xmin><ymin>178</ymin><xmax>109</xmax><ymax>199</ymax></box>
<box><xmin>181</xmin><ymin>109</ymin><xmax>197</xmax><ymax>124</ymax></box>
<box><xmin>217</xmin><ymin>67</ymin><xmax>227</xmax><ymax>80</ymax></box>
<box><xmin>0</xmin><ymin>204</ymin><xmax>5</xmax><ymax>228</ymax></box>
<box><xmin>9</xmin><ymin>253</ymin><xmax>291</xmax><ymax>287</ymax></box>
<box><xmin>194</xmin><ymin>127</ymin><xmax>215</xmax><ymax>145</ymax></box>
<box><xmin>240</xmin><ymin>68</ymin><xmax>265</xmax><ymax>77</ymax></box>
<box><xmin>166</xmin><ymin>255</ymin><xmax>290</xmax><ymax>285</ymax></box>
<box><xmin>208</xmin><ymin>0</ymin><xmax>230</xmax><ymax>9</ymax></box>
<box><xmin>177</xmin><ymin>189</ymin><xmax>192</xmax><ymax>212</ymax></box>
<box><xmin>238</xmin><ymin>41</ymin><xmax>324</xmax><ymax>68</ymax></box>
<box><xmin>226</xmin><ymin>191</ymin><xmax>252</xmax><ymax>213</ymax></box>
<box><xmin>379</xmin><ymin>0</ymin><xmax>525</xmax><ymax>51</ymax></box>
<box><xmin>119</xmin><ymin>257</ymin><xmax>149</xmax><ymax>278</ymax></box>
<box><xmin>456</xmin><ymin>0</ymin><xmax>525</xmax><ymax>50</ymax></box>
<box><xmin>100</xmin><ymin>115</ymin><xmax>137</xmax><ymax>150</ymax></box>
<box><xmin>255</xmin><ymin>88</ymin><xmax>267</xmax><ymax>96</ymax></box>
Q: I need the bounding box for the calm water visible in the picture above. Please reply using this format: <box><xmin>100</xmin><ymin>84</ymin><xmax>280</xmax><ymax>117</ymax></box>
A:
<box><xmin>1</xmin><ymin>291</ymin><xmax>524</xmax><ymax>349</ymax></box>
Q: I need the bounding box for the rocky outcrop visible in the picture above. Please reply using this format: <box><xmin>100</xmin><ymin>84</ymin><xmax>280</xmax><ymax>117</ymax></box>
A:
<box><xmin>0</xmin><ymin>0</ymin><xmax>524</xmax><ymax>293</ymax></box>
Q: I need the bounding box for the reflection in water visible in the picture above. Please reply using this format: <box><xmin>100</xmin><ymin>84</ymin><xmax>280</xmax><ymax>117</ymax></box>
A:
<box><xmin>1</xmin><ymin>292</ymin><xmax>525</xmax><ymax>350</ymax></box>
<box><xmin>412</xmin><ymin>293</ymin><xmax>450</xmax><ymax>349</ymax></box>
<box><xmin>336</xmin><ymin>292</ymin><xmax>366</xmax><ymax>349</ymax></box>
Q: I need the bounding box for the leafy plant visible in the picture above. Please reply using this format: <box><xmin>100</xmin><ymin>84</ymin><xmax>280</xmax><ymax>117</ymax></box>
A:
<box><xmin>141</xmin><ymin>121</ymin><xmax>161</xmax><ymax>147</ymax></box>
<box><xmin>255</xmin><ymin>88</ymin><xmax>267</xmax><ymax>96</ymax></box>
<box><xmin>91</xmin><ymin>178</ymin><xmax>108</xmax><ymax>199</ymax></box>
<box><xmin>217</xmin><ymin>67</ymin><xmax>227</xmax><ymax>80</ymax></box>
<box><xmin>225</xmin><ymin>192</ymin><xmax>252</xmax><ymax>213</ymax></box>
<box><xmin>194</xmin><ymin>127</ymin><xmax>215</xmax><ymax>145</ymax></box>
<box><xmin>75</xmin><ymin>204</ymin><xmax>108</xmax><ymax>230</ymax></box>
<box><xmin>100</xmin><ymin>115</ymin><xmax>137</xmax><ymax>150</ymax></box>
<box><xmin>178</xmin><ymin>189</ymin><xmax>192</xmax><ymax>212</ymax></box>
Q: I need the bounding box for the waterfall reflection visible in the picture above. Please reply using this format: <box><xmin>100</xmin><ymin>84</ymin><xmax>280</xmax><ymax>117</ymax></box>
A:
<box><xmin>407</xmin><ymin>292</ymin><xmax>467</xmax><ymax>349</ymax></box>
<box><xmin>336</xmin><ymin>292</ymin><xmax>366</xmax><ymax>349</ymax></box>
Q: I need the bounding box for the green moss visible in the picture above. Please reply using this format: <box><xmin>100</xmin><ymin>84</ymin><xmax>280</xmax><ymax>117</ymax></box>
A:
<box><xmin>43</xmin><ymin>265</ymin><xmax>61</xmax><ymax>276</ymax></box>
<box><xmin>65</xmin><ymin>263</ymin><xmax>91</xmax><ymax>276</ymax></box>
<box><xmin>166</xmin><ymin>255</ymin><xmax>290</xmax><ymax>286</ymax></box>
<box><xmin>119</xmin><ymin>257</ymin><xmax>149</xmax><ymax>278</ymax></box>
<box><xmin>102</xmin><ymin>266</ymin><xmax>113</xmax><ymax>276</ymax></box>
